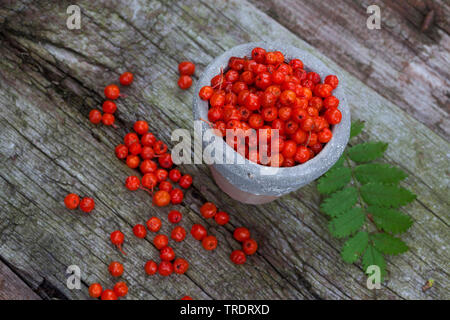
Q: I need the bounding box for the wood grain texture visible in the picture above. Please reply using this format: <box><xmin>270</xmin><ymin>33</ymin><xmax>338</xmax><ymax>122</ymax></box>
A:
<box><xmin>0</xmin><ymin>260</ymin><xmax>41</xmax><ymax>300</ymax></box>
<box><xmin>0</xmin><ymin>0</ymin><xmax>448</xmax><ymax>300</ymax></box>
<box><xmin>249</xmin><ymin>0</ymin><xmax>450</xmax><ymax>141</ymax></box>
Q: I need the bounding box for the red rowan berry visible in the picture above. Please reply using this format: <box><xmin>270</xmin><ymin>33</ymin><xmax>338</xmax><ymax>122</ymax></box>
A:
<box><xmin>79</xmin><ymin>197</ymin><xmax>95</xmax><ymax>213</ymax></box>
<box><xmin>146</xmin><ymin>217</ymin><xmax>162</xmax><ymax>232</ymax></box>
<box><xmin>191</xmin><ymin>224</ymin><xmax>207</xmax><ymax>241</ymax></box>
<box><xmin>230</xmin><ymin>250</ymin><xmax>247</xmax><ymax>265</ymax></box>
<box><xmin>233</xmin><ymin>227</ymin><xmax>250</xmax><ymax>242</ymax></box>
<box><xmin>178</xmin><ymin>61</ymin><xmax>195</xmax><ymax>76</ymax></box>
<box><xmin>119</xmin><ymin>72</ymin><xmax>133</xmax><ymax>86</ymax></box>
<box><xmin>104</xmin><ymin>84</ymin><xmax>120</xmax><ymax>100</ymax></box>
<box><xmin>89</xmin><ymin>110</ymin><xmax>102</xmax><ymax>124</ymax></box>
<box><xmin>108</xmin><ymin>261</ymin><xmax>124</xmax><ymax>277</ymax></box>
<box><xmin>64</xmin><ymin>193</ymin><xmax>80</xmax><ymax>210</ymax></box>
<box><xmin>133</xmin><ymin>224</ymin><xmax>147</xmax><ymax>238</ymax></box>
<box><xmin>202</xmin><ymin>235</ymin><xmax>218</xmax><ymax>251</ymax></box>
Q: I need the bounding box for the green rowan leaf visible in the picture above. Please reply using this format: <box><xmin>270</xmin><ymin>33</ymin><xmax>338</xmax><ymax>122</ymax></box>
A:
<box><xmin>317</xmin><ymin>167</ymin><xmax>352</xmax><ymax>194</ymax></box>
<box><xmin>320</xmin><ymin>187</ymin><xmax>358</xmax><ymax>217</ymax></box>
<box><xmin>330</xmin><ymin>154</ymin><xmax>346</xmax><ymax>170</ymax></box>
<box><xmin>371</xmin><ymin>233</ymin><xmax>409</xmax><ymax>255</ymax></box>
<box><xmin>354</xmin><ymin>164</ymin><xmax>407</xmax><ymax>185</ymax></box>
<box><xmin>348</xmin><ymin>142</ymin><xmax>388</xmax><ymax>163</ymax></box>
<box><xmin>341</xmin><ymin>231</ymin><xmax>369</xmax><ymax>263</ymax></box>
<box><xmin>362</xmin><ymin>245</ymin><xmax>386</xmax><ymax>280</ymax></box>
<box><xmin>368</xmin><ymin>206</ymin><xmax>413</xmax><ymax>234</ymax></box>
<box><xmin>350</xmin><ymin>120</ymin><xmax>365</xmax><ymax>138</ymax></box>
<box><xmin>360</xmin><ymin>183</ymin><xmax>416</xmax><ymax>208</ymax></box>
<box><xmin>329</xmin><ymin>207</ymin><xmax>365</xmax><ymax>238</ymax></box>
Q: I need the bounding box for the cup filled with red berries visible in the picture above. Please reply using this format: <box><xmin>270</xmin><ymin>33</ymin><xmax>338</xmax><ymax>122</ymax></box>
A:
<box><xmin>193</xmin><ymin>42</ymin><xmax>350</xmax><ymax>204</ymax></box>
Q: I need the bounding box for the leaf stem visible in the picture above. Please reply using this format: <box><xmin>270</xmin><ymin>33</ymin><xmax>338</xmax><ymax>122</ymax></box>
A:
<box><xmin>345</xmin><ymin>155</ymin><xmax>381</xmax><ymax>233</ymax></box>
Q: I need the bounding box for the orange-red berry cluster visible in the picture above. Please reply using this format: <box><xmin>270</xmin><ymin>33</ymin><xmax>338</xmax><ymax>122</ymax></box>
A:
<box><xmin>118</xmin><ymin>120</ymin><xmax>193</xmax><ymax>206</ymax></box>
<box><xmin>64</xmin><ymin>193</ymin><xmax>95</xmax><ymax>213</ymax></box>
<box><xmin>193</xmin><ymin>202</ymin><xmax>257</xmax><ymax>265</ymax></box>
<box><xmin>199</xmin><ymin>47</ymin><xmax>342</xmax><ymax>167</ymax></box>
<box><xmin>89</xmin><ymin>72</ymin><xmax>134</xmax><ymax>127</ymax></box>
<box><xmin>88</xmin><ymin>281</ymin><xmax>128</xmax><ymax>300</ymax></box>
<box><xmin>177</xmin><ymin>61</ymin><xmax>195</xmax><ymax>90</ymax></box>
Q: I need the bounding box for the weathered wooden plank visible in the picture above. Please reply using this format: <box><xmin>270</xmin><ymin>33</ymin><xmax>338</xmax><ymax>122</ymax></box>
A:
<box><xmin>248</xmin><ymin>0</ymin><xmax>450</xmax><ymax>141</ymax></box>
<box><xmin>0</xmin><ymin>260</ymin><xmax>41</xmax><ymax>300</ymax></box>
<box><xmin>0</xmin><ymin>0</ymin><xmax>448</xmax><ymax>300</ymax></box>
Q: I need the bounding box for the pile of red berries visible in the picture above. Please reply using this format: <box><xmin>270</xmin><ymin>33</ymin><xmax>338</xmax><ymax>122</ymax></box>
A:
<box><xmin>64</xmin><ymin>193</ymin><xmax>95</xmax><ymax>213</ymax></box>
<box><xmin>192</xmin><ymin>202</ymin><xmax>257</xmax><ymax>265</ymax></box>
<box><xmin>88</xmin><ymin>281</ymin><xmax>128</xmax><ymax>300</ymax></box>
<box><xmin>231</xmin><ymin>227</ymin><xmax>258</xmax><ymax>265</ymax></box>
<box><xmin>199</xmin><ymin>47</ymin><xmax>342</xmax><ymax>167</ymax></box>
<box><xmin>89</xmin><ymin>72</ymin><xmax>134</xmax><ymax>127</ymax></box>
<box><xmin>118</xmin><ymin>120</ymin><xmax>193</xmax><ymax>206</ymax></box>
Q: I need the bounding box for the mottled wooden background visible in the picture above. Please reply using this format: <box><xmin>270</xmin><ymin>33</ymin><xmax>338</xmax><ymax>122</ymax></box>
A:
<box><xmin>0</xmin><ymin>0</ymin><xmax>448</xmax><ymax>300</ymax></box>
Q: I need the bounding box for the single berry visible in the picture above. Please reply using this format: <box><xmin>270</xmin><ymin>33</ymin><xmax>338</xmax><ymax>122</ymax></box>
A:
<box><xmin>202</xmin><ymin>235</ymin><xmax>218</xmax><ymax>251</ymax></box>
<box><xmin>158</xmin><ymin>153</ymin><xmax>173</xmax><ymax>169</ymax></box>
<box><xmin>125</xmin><ymin>176</ymin><xmax>140</xmax><ymax>191</ymax></box>
<box><xmin>190</xmin><ymin>224</ymin><xmax>207</xmax><ymax>241</ymax></box>
<box><xmin>124</xmin><ymin>132</ymin><xmax>139</xmax><ymax>147</ymax></box>
<box><xmin>178</xmin><ymin>75</ymin><xmax>193</xmax><ymax>90</ymax></box>
<box><xmin>200</xmin><ymin>202</ymin><xmax>217</xmax><ymax>219</ymax></box>
<box><xmin>128</xmin><ymin>142</ymin><xmax>142</xmax><ymax>156</ymax></box>
<box><xmin>324</xmin><ymin>75</ymin><xmax>339</xmax><ymax>89</ymax></box>
<box><xmin>146</xmin><ymin>217</ymin><xmax>162</xmax><ymax>232</ymax></box>
<box><xmin>141</xmin><ymin>132</ymin><xmax>156</xmax><ymax>146</ymax></box>
<box><xmin>181</xmin><ymin>296</ymin><xmax>193</xmax><ymax>300</ymax></box>
<box><xmin>64</xmin><ymin>193</ymin><xmax>80</xmax><ymax>210</ymax></box>
<box><xmin>119</xmin><ymin>72</ymin><xmax>134</xmax><ymax>86</ymax></box>
<box><xmin>153</xmin><ymin>234</ymin><xmax>169</xmax><ymax>250</ymax></box>
<box><xmin>199</xmin><ymin>86</ymin><xmax>214</xmax><ymax>100</ymax></box>
<box><xmin>102</xmin><ymin>100</ymin><xmax>117</xmax><ymax>114</ymax></box>
<box><xmin>115</xmin><ymin>144</ymin><xmax>128</xmax><ymax>159</ymax></box>
<box><xmin>101</xmin><ymin>289</ymin><xmax>118</xmax><ymax>300</ymax></box>
<box><xmin>133</xmin><ymin>224</ymin><xmax>147</xmax><ymax>238</ymax></box>
<box><xmin>169</xmin><ymin>169</ymin><xmax>182</xmax><ymax>182</ymax></box>
<box><xmin>324</xmin><ymin>108</ymin><xmax>342</xmax><ymax>125</ymax></box>
<box><xmin>178</xmin><ymin>61</ymin><xmax>195</xmax><ymax>76</ymax></box>
<box><xmin>242</xmin><ymin>238</ymin><xmax>258</xmax><ymax>255</ymax></box>
<box><xmin>233</xmin><ymin>227</ymin><xmax>250</xmax><ymax>242</ymax></box>
<box><xmin>89</xmin><ymin>110</ymin><xmax>102</xmax><ymax>124</ymax></box>
<box><xmin>214</xmin><ymin>211</ymin><xmax>229</xmax><ymax>225</ymax></box>
<box><xmin>140</xmin><ymin>160</ymin><xmax>157</xmax><ymax>175</ymax></box>
<box><xmin>108</xmin><ymin>261</ymin><xmax>124</xmax><ymax>277</ymax></box>
<box><xmin>141</xmin><ymin>146</ymin><xmax>155</xmax><ymax>160</ymax></box>
<box><xmin>155</xmin><ymin>168</ymin><xmax>169</xmax><ymax>182</ymax></box>
<box><xmin>110</xmin><ymin>230</ymin><xmax>126</xmax><ymax>255</ymax></box>
<box><xmin>79</xmin><ymin>197</ymin><xmax>95</xmax><ymax>213</ymax></box>
<box><xmin>168</xmin><ymin>210</ymin><xmax>182</xmax><ymax>224</ymax></box>
<box><xmin>158</xmin><ymin>261</ymin><xmax>173</xmax><ymax>276</ymax></box>
<box><xmin>170</xmin><ymin>188</ymin><xmax>184</xmax><ymax>205</ymax></box>
<box><xmin>171</xmin><ymin>226</ymin><xmax>186</xmax><ymax>242</ymax></box>
<box><xmin>173</xmin><ymin>258</ymin><xmax>189</xmax><ymax>274</ymax></box>
<box><xmin>160</xmin><ymin>246</ymin><xmax>175</xmax><ymax>261</ymax></box>
<box><xmin>126</xmin><ymin>155</ymin><xmax>140</xmax><ymax>169</ymax></box>
<box><xmin>88</xmin><ymin>283</ymin><xmax>103</xmax><ymax>298</ymax></box>
<box><xmin>144</xmin><ymin>260</ymin><xmax>158</xmax><ymax>275</ymax></box>
<box><xmin>159</xmin><ymin>180</ymin><xmax>173</xmax><ymax>193</ymax></box>
<box><xmin>104</xmin><ymin>84</ymin><xmax>120</xmax><ymax>100</ymax></box>
<box><xmin>153</xmin><ymin>140</ymin><xmax>168</xmax><ymax>154</ymax></box>
<box><xmin>102</xmin><ymin>113</ymin><xmax>116</xmax><ymax>127</ymax></box>
<box><xmin>230</xmin><ymin>250</ymin><xmax>247</xmax><ymax>265</ymax></box>
<box><xmin>113</xmin><ymin>282</ymin><xmax>128</xmax><ymax>297</ymax></box>
<box><xmin>142</xmin><ymin>173</ymin><xmax>158</xmax><ymax>191</ymax></box>
<box><xmin>153</xmin><ymin>190</ymin><xmax>171</xmax><ymax>207</ymax></box>
<box><xmin>134</xmin><ymin>120</ymin><xmax>149</xmax><ymax>135</ymax></box>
